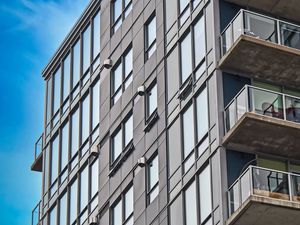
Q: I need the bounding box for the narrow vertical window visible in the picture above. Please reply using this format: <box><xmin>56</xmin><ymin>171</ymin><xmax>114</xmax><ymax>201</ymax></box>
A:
<box><xmin>80</xmin><ymin>165</ymin><xmax>89</xmax><ymax>212</ymax></box>
<box><xmin>72</xmin><ymin>40</ymin><xmax>80</xmax><ymax>88</ymax></box>
<box><xmin>180</xmin><ymin>32</ymin><xmax>192</xmax><ymax>84</ymax></box>
<box><xmin>59</xmin><ymin>192</ymin><xmax>67</xmax><ymax>225</ymax></box>
<box><xmin>93</xmin><ymin>11</ymin><xmax>100</xmax><ymax>62</ymax></box>
<box><xmin>53</xmin><ymin>67</ymin><xmax>61</xmax><ymax>115</ymax></box>
<box><xmin>183</xmin><ymin>105</ymin><xmax>195</xmax><ymax>158</ymax></box>
<box><xmin>184</xmin><ymin>181</ymin><xmax>197</xmax><ymax>225</ymax></box>
<box><xmin>124</xmin><ymin>115</ymin><xmax>133</xmax><ymax>147</ymax></box>
<box><xmin>81</xmin><ymin>94</ymin><xmax>90</xmax><ymax>144</ymax></box>
<box><xmin>179</xmin><ymin>0</ymin><xmax>190</xmax><ymax>26</ymax></box>
<box><xmin>145</xmin><ymin>15</ymin><xmax>156</xmax><ymax>60</ymax></box>
<box><xmin>147</xmin><ymin>154</ymin><xmax>159</xmax><ymax>204</ymax></box>
<box><xmin>112</xmin><ymin>61</ymin><xmax>123</xmax><ymax>104</ymax></box>
<box><xmin>112</xmin><ymin>199</ymin><xmax>122</xmax><ymax>225</ymax></box>
<box><xmin>49</xmin><ymin>205</ymin><xmax>57</xmax><ymax>225</ymax></box>
<box><xmin>83</xmin><ymin>25</ymin><xmax>91</xmax><ymax>75</ymax></box>
<box><xmin>124</xmin><ymin>48</ymin><xmax>133</xmax><ymax>88</ymax></box>
<box><xmin>91</xmin><ymin>159</ymin><xmax>99</xmax><ymax>199</ymax></box>
<box><xmin>92</xmin><ymin>80</ymin><xmax>100</xmax><ymax>130</ymax></box>
<box><xmin>63</xmin><ymin>53</ymin><xmax>71</xmax><ymax>100</ymax></box>
<box><xmin>124</xmin><ymin>186</ymin><xmax>134</xmax><ymax>223</ymax></box>
<box><xmin>112</xmin><ymin>0</ymin><xmax>132</xmax><ymax>33</ymax></box>
<box><xmin>112</xmin><ymin>128</ymin><xmax>122</xmax><ymax>162</ymax></box>
<box><xmin>146</xmin><ymin>83</ymin><xmax>157</xmax><ymax>119</ymax></box>
<box><xmin>61</xmin><ymin>121</ymin><xmax>69</xmax><ymax>174</ymax></box>
<box><xmin>199</xmin><ymin>165</ymin><xmax>212</xmax><ymax>222</ymax></box>
<box><xmin>71</xmin><ymin>108</ymin><xmax>79</xmax><ymax>158</ymax></box>
<box><xmin>51</xmin><ymin>134</ymin><xmax>59</xmax><ymax>185</ymax></box>
<box><xmin>70</xmin><ymin>179</ymin><xmax>78</xmax><ymax>224</ymax></box>
<box><xmin>46</xmin><ymin>78</ymin><xmax>52</xmax><ymax>124</ymax></box>
<box><xmin>196</xmin><ymin>87</ymin><xmax>208</xmax><ymax>142</ymax></box>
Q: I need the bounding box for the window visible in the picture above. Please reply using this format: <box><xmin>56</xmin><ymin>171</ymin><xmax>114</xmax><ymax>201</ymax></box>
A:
<box><xmin>199</xmin><ymin>165</ymin><xmax>212</xmax><ymax>222</ymax></box>
<box><xmin>70</xmin><ymin>179</ymin><xmax>78</xmax><ymax>224</ymax></box>
<box><xmin>81</xmin><ymin>94</ymin><xmax>90</xmax><ymax>144</ymax></box>
<box><xmin>71</xmin><ymin>108</ymin><xmax>79</xmax><ymax>158</ymax></box>
<box><xmin>83</xmin><ymin>25</ymin><xmax>91</xmax><ymax>75</ymax></box>
<box><xmin>112</xmin><ymin>0</ymin><xmax>132</xmax><ymax>33</ymax></box>
<box><xmin>170</xmin><ymin>194</ymin><xmax>183</xmax><ymax>225</ymax></box>
<box><xmin>53</xmin><ymin>67</ymin><xmax>61</xmax><ymax>115</ymax></box>
<box><xmin>59</xmin><ymin>193</ymin><xmax>67</xmax><ymax>225</ymax></box>
<box><xmin>178</xmin><ymin>0</ymin><xmax>201</xmax><ymax>26</ymax></box>
<box><xmin>63</xmin><ymin>53</ymin><xmax>71</xmax><ymax>100</ymax></box>
<box><xmin>91</xmin><ymin>159</ymin><xmax>99</xmax><ymax>199</ymax></box>
<box><xmin>46</xmin><ymin>78</ymin><xmax>52</xmax><ymax>125</ymax></box>
<box><xmin>51</xmin><ymin>134</ymin><xmax>59</xmax><ymax>185</ymax></box>
<box><xmin>112</xmin><ymin>47</ymin><xmax>133</xmax><ymax>105</ymax></box>
<box><xmin>179</xmin><ymin>15</ymin><xmax>206</xmax><ymax>85</ymax></box>
<box><xmin>61</xmin><ymin>122</ymin><xmax>69</xmax><ymax>175</ymax></box>
<box><xmin>92</xmin><ymin>80</ymin><xmax>100</xmax><ymax>130</ymax></box>
<box><xmin>146</xmin><ymin>82</ymin><xmax>157</xmax><ymax>119</ymax></box>
<box><xmin>111</xmin><ymin>185</ymin><xmax>134</xmax><ymax>225</ymax></box>
<box><xmin>145</xmin><ymin>15</ymin><xmax>156</xmax><ymax>60</ymax></box>
<box><xmin>93</xmin><ymin>12</ymin><xmax>100</xmax><ymax>62</ymax></box>
<box><xmin>183</xmin><ymin>104</ymin><xmax>195</xmax><ymax>158</ymax></box>
<box><xmin>147</xmin><ymin>154</ymin><xmax>159</xmax><ymax>204</ymax></box>
<box><xmin>111</xmin><ymin>113</ymin><xmax>133</xmax><ymax>164</ymax></box>
<box><xmin>72</xmin><ymin>40</ymin><xmax>80</xmax><ymax>89</ymax></box>
<box><xmin>80</xmin><ymin>165</ymin><xmax>89</xmax><ymax>212</ymax></box>
<box><xmin>49</xmin><ymin>205</ymin><xmax>57</xmax><ymax>225</ymax></box>
<box><xmin>184</xmin><ymin>181</ymin><xmax>197</xmax><ymax>225</ymax></box>
<box><xmin>196</xmin><ymin>87</ymin><xmax>208</xmax><ymax>142</ymax></box>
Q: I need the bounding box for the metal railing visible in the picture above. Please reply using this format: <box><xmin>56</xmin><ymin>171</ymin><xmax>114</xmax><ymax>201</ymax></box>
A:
<box><xmin>228</xmin><ymin>166</ymin><xmax>300</xmax><ymax>217</ymax></box>
<box><xmin>34</xmin><ymin>134</ymin><xmax>44</xmax><ymax>161</ymax></box>
<box><xmin>221</xmin><ymin>9</ymin><xmax>300</xmax><ymax>56</ymax></box>
<box><xmin>224</xmin><ymin>85</ymin><xmax>300</xmax><ymax>133</ymax></box>
<box><xmin>31</xmin><ymin>201</ymin><xmax>41</xmax><ymax>225</ymax></box>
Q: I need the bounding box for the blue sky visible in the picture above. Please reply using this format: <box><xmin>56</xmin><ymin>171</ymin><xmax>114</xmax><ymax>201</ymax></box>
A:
<box><xmin>0</xmin><ymin>0</ymin><xmax>89</xmax><ymax>224</ymax></box>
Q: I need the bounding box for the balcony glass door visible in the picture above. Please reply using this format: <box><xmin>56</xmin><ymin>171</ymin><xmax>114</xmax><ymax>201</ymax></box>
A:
<box><xmin>280</xmin><ymin>23</ymin><xmax>300</xmax><ymax>50</ymax></box>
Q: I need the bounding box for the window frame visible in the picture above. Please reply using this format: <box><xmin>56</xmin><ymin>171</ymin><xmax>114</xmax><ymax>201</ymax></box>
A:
<box><xmin>145</xmin><ymin>81</ymin><xmax>158</xmax><ymax>121</ymax></box>
<box><xmin>147</xmin><ymin>153</ymin><xmax>159</xmax><ymax>205</ymax></box>
<box><xmin>145</xmin><ymin>13</ymin><xmax>157</xmax><ymax>60</ymax></box>
<box><xmin>111</xmin><ymin>0</ymin><xmax>133</xmax><ymax>34</ymax></box>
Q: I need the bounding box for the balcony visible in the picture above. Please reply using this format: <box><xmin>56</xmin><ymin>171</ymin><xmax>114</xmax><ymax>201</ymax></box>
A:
<box><xmin>224</xmin><ymin>0</ymin><xmax>300</xmax><ymax>23</ymax></box>
<box><xmin>223</xmin><ymin>85</ymin><xmax>300</xmax><ymax>159</ymax></box>
<box><xmin>31</xmin><ymin>201</ymin><xmax>41</xmax><ymax>225</ymax></box>
<box><xmin>219</xmin><ymin>10</ymin><xmax>300</xmax><ymax>89</ymax></box>
<box><xmin>31</xmin><ymin>134</ymin><xmax>43</xmax><ymax>172</ymax></box>
<box><xmin>227</xmin><ymin>166</ymin><xmax>300</xmax><ymax>225</ymax></box>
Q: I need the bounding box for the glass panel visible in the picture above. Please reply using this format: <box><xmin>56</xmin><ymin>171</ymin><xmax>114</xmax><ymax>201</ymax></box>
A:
<box><xmin>53</xmin><ymin>67</ymin><xmax>61</xmax><ymax>113</ymax></box>
<box><xmin>124</xmin><ymin>216</ymin><xmax>133</xmax><ymax>225</ymax></box>
<box><xmin>236</xmin><ymin>88</ymin><xmax>247</xmax><ymax>120</ymax></box>
<box><xmin>114</xmin><ymin>0</ymin><xmax>122</xmax><ymax>22</ymax></box>
<box><xmin>113</xmin><ymin>199</ymin><xmax>122</xmax><ymax>225</ymax></box>
<box><xmin>244</xmin><ymin>12</ymin><xmax>277</xmax><ymax>43</ymax></box>
<box><xmin>291</xmin><ymin>174</ymin><xmax>300</xmax><ymax>202</ymax></box>
<box><xmin>196</xmin><ymin>88</ymin><xmax>208</xmax><ymax>141</ymax></box>
<box><xmin>124</xmin><ymin>2</ymin><xmax>132</xmax><ymax>18</ymax></box>
<box><xmin>168</xmin><ymin>118</ymin><xmax>181</xmax><ymax>176</ymax></box>
<box><xmin>194</xmin><ymin>16</ymin><xmax>205</xmax><ymax>66</ymax></box>
<box><xmin>71</xmin><ymin>108</ymin><xmax>80</xmax><ymax>157</ymax></box>
<box><xmin>149</xmin><ymin>155</ymin><xmax>159</xmax><ymax>190</ymax></box>
<box><xmin>285</xmin><ymin>95</ymin><xmax>300</xmax><ymax>123</ymax></box>
<box><xmin>63</xmin><ymin>54</ymin><xmax>71</xmax><ymax>100</ymax></box>
<box><xmin>124</xmin><ymin>115</ymin><xmax>133</xmax><ymax>147</ymax></box>
<box><xmin>170</xmin><ymin>195</ymin><xmax>183</xmax><ymax>225</ymax></box>
<box><xmin>112</xmin><ymin>129</ymin><xmax>122</xmax><ymax>161</ymax></box>
<box><xmin>91</xmin><ymin>159</ymin><xmax>99</xmax><ymax>198</ymax></box>
<box><xmin>240</xmin><ymin>169</ymin><xmax>251</xmax><ymax>203</ymax></box>
<box><xmin>147</xmin><ymin>83</ymin><xmax>157</xmax><ymax>117</ymax></box>
<box><xmin>61</xmin><ymin>122</ymin><xmax>69</xmax><ymax>171</ymax></box>
<box><xmin>59</xmin><ymin>193</ymin><xmax>67</xmax><ymax>225</ymax></box>
<box><xmin>280</xmin><ymin>22</ymin><xmax>300</xmax><ymax>50</ymax></box>
<box><xmin>149</xmin><ymin>185</ymin><xmax>159</xmax><ymax>203</ymax></box>
<box><xmin>197</xmin><ymin>136</ymin><xmax>209</xmax><ymax>157</ymax></box>
<box><xmin>113</xmin><ymin>62</ymin><xmax>122</xmax><ymax>93</ymax></box>
<box><xmin>180</xmin><ymin>32</ymin><xmax>192</xmax><ymax>84</ymax></box>
<box><xmin>73</xmin><ymin>40</ymin><xmax>80</xmax><ymax>87</ymax></box>
<box><xmin>93</xmin><ymin>12</ymin><xmax>100</xmax><ymax>60</ymax></box>
<box><xmin>92</xmin><ymin>81</ymin><xmax>100</xmax><ymax>129</ymax></box>
<box><xmin>51</xmin><ymin>134</ymin><xmax>59</xmax><ymax>184</ymax></box>
<box><xmin>83</xmin><ymin>25</ymin><xmax>91</xmax><ymax>73</ymax></box>
<box><xmin>49</xmin><ymin>205</ymin><xmax>57</xmax><ymax>225</ymax></box>
<box><xmin>80</xmin><ymin>165</ymin><xmax>89</xmax><ymax>211</ymax></box>
<box><xmin>228</xmin><ymin>181</ymin><xmax>240</xmax><ymax>216</ymax></box>
<box><xmin>185</xmin><ymin>181</ymin><xmax>197</xmax><ymax>225</ymax></box>
<box><xmin>147</xmin><ymin>43</ymin><xmax>156</xmax><ymax>59</ymax></box>
<box><xmin>44</xmin><ymin>146</ymin><xmax>50</xmax><ymax>191</ymax></box>
<box><xmin>70</xmin><ymin>179</ymin><xmax>78</xmax><ymax>224</ymax></box>
<box><xmin>183</xmin><ymin>105</ymin><xmax>194</xmax><ymax>158</ymax></box>
<box><xmin>147</xmin><ymin>16</ymin><xmax>156</xmax><ymax>49</ymax></box>
<box><xmin>252</xmin><ymin>168</ymin><xmax>289</xmax><ymax>200</ymax></box>
<box><xmin>199</xmin><ymin>165</ymin><xmax>212</xmax><ymax>222</ymax></box>
<box><xmin>250</xmin><ymin>87</ymin><xmax>283</xmax><ymax>119</ymax></box>
<box><xmin>221</xmin><ymin>25</ymin><xmax>233</xmax><ymax>55</ymax></box>
<box><xmin>232</xmin><ymin>12</ymin><xmax>243</xmax><ymax>43</ymax></box>
<box><xmin>125</xmin><ymin>48</ymin><xmax>133</xmax><ymax>78</ymax></box>
<box><xmin>81</xmin><ymin>94</ymin><xmax>90</xmax><ymax>143</ymax></box>
<box><xmin>46</xmin><ymin>78</ymin><xmax>52</xmax><ymax>124</ymax></box>
<box><xmin>184</xmin><ymin>152</ymin><xmax>194</xmax><ymax>173</ymax></box>
<box><xmin>125</xmin><ymin>186</ymin><xmax>133</xmax><ymax>219</ymax></box>
<box><xmin>179</xmin><ymin>0</ymin><xmax>190</xmax><ymax>26</ymax></box>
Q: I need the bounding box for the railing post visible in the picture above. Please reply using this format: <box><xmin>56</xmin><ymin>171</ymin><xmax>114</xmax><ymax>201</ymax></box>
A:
<box><xmin>250</xmin><ymin>166</ymin><xmax>254</xmax><ymax>195</ymax></box>
<box><xmin>277</xmin><ymin>20</ymin><xmax>282</xmax><ymax>45</ymax></box>
<box><xmin>245</xmin><ymin>85</ymin><xmax>249</xmax><ymax>112</ymax></box>
<box><xmin>283</xmin><ymin>94</ymin><xmax>287</xmax><ymax>120</ymax></box>
<box><xmin>288</xmin><ymin>173</ymin><xmax>293</xmax><ymax>201</ymax></box>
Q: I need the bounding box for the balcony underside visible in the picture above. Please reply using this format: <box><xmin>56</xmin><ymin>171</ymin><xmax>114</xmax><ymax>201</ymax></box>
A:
<box><xmin>31</xmin><ymin>153</ymin><xmax>43</xmax><ymax>172</ymax></box>
<box><xmin>223</xmin><ymin>112</ymin><xmax>300</xmax><ymax>159</ymax></box>
<box><xmin>225</xmin><ymin>0</ymin><xmax>300</xmax><ymax>23</ymax></box>
<box><xmin>227</xmin><ymin>195</ymin><xmax>300</xmax><ymax>225</ymax></box>
<box><xmin>219</xmin><ymin>35</ymin><xmax>300</xmax><ymax>89</ymax></box>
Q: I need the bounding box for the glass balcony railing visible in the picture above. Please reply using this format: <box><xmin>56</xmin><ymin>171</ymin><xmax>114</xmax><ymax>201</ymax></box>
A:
<box><xmin>228</xmin><ymin>166</ymin><xmax>300</xmax><ymax>217</ymax></box>
<box><xmin>221</xmin><ymin>9</ymin><xmax>300</xmax><ymax>56</ymax></box>
<box><xmin>34</xmin><ymin>134</ymin><xmax>43</xmax><ymax>160</ymax></box>
<box><xmin>31</xmin><ymin>201</ymin><xmax>41</xmax><ymax>225</ymax></box>
<box><xmin>224</xmin><ymin>85</ymin><xmax>300</xmax><ymax>133</ymax></box>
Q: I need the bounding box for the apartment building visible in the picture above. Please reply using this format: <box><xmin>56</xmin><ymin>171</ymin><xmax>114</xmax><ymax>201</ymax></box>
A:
<box><xmin>31</xmin><ymin>0</ymin><xmax>300</xmax><ymax>225</ymax></box>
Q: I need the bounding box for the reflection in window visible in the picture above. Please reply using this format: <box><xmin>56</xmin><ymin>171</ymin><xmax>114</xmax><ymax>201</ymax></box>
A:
<box><xmin>183</xmin><ymin>105</ymin><xmax>194</xmax><ymax>158</ymax></box>
<box><xmin>91</xmin><ymin>159</ymin><xmax>99</xmax><ymax>198</ymax></box>
<box><xmin>125</xmin><ymin>186</ymin><xmax>134</xmax><ymax>220</ymax></box>
<box><xmin>73</xmin><ymin>40</ymin><xmax>80</xmax><ymax>88</ymax></box>
<box><xmin>170</xmin><ymin>194</ymin><xmax>183</xmax><ymax>225</ymax></box>
<box><xmin>71</xmin><ymin>108</ymin><xmax>79</xmax><ymax>158</ymax></box>
<box><xmin>53</xmin><ymin>67</ymin><xmax>61</xmax><ymax>114</ymax></box>
<box><xmin>147</xmin><ymin>154</ymin><xmax>159</xmax><ymax>204</ymax></box>
<box><xmin>146</xmin><ymin>83</ymin><xmax>157</xmax><ymax>119</ymax></box>
<box><xmin>199</xmin><ymin>165</ymin><xmax>212</xmax><ymax>222</ymax></box>
<box><xmin>51</xmin><ymin>134</ymin><xmax>59</xmax><ymax>185</ymax></box>
<box><xmin>59</xmin><ymin>193</ymin><xmax>67</xmax><ymax>225</ymax></box>
<box><xmin>61</xmin><ymin>122</ymin><xmax>69</xmax><ymax>172</ymax></box>
<box><xmin>93</xmin><ymin>12</ymin><xmax>100</xmax><ymax>61</ymax></box>
<box><xmin>112</xmin><ymin>0</ymin><xmax>132</xmax><ymax>33</ymax></box>
<box><xmin>70</xmin><ymin>179</ymin><xmax>78</xmax><ymax>224</ymax></box>
<box><xmin>83</xmin><ymin>25</ymin><xmax>91</xmax><ymax>74</ymax></box>
<box><xmin>92</xmin><ymin>80</ymin><xmax>100</xmax><ymax>130</ymax></box>
<box><xmin>196</xmin><ymin>87</ymin><xmax>208</xmax><ymax>141</ymax></box>
<box><xmin>185</xmin><ymin>181</ymin><xmax>197</xmax><ymax>225</ymax></box>
<box><xmin>112</xmin><ymin>199</ymin><xmax>122</xmax><ymax>225</ymax></box>
<box><xmin>194</xmin><ymin>16</ymin><xmax>205</xmax><ymax>66</ymax></box>
<box><xmin>80</xmin><ymin>165</ymin><xmax>89</xmax><ymax>211</ymax></box>
<box><xmin>63</xmin><ymin>54</ymin><xmax>71</xmax><ymax>100</ymax></box>
<box><xmin>180</xmin><ymin>32</ymin><xmax>192</xmax><ymax>84</ymax></box>
<box><xmin>112</xmin><ymin>128</ymin><xmax>122</xmax><ymax>162</ymax></box>
<box><xmin>124</xmin><ymin>115</ymin><xmax>133</xmax><ymax>147</ymax></box>
<box><xmin>81</xmin><ymin>94</ymin><xmax>90</xmax><ymax>143</ymax></box>
<box><xmin>49</xmin><ymin>205</ymin><xmax>57</xmax><ymax>225</ymax></box>
<box><xmin>145</xmin><ymin>15</ymin><xmax>156</xmax><ymax>59</ymax></box>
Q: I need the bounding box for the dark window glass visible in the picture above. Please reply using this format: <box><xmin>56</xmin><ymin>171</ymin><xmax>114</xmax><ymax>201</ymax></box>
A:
<box><xmin>63</xmin><ymin>54</ymin><xmax>71</xmax><ymax>100</ymax></box>
<box><xmin>73</xmin><ymin>40</ymin><xmax>80</xmax><ymax>87</ymax></box>
<box><xmin>53</xmin><ymin>67</ymin><xmax>61</xmax><ymax>113</ymax></box>
<box><xmin>180</xmin><ymin>32</ymin><xmax>192</xmax><ymax>84</ymax></box>
<box><xmin>51</xmin><ymin>134</ymin><xmax>59</xmax><ymax>184</ymax></box>
<box><xmin>49</xmin><ymin>205</ymin><xmax>57</xmax><ymax>225</ymax></box>
<box><xmin>81</xmin><ymin>94</ymin><xmax>90</xmax><ymax>143</ymax></box>
<box><xmin>196</xmin><ymin>87</ymin><xmax>208</xmax><ymax>141</ymax></box>
<box><xmin>147</xmin><ymin>83</ymin><xmax>157</xmax><ymax>118</ymax></box>
<box><xmin>184</xmin><ymin>181</ymin><xmax>197</xmax><ymax>225</ymax></box>
<box><xmin>83</xmin><ymin>25</ymin><xmax>91</xmax><ymax>73</ymax></box>
<box><xmin>170</xmin><ymin>195</ymin><xmax>183</xmax><ymax>225</ymax></box>
<box><xmin>92</xmin><ymin>80</ymin><xmax>100</xmax><ymax>130</ymax></box>
<box><xmin>93</xmin><ymin>12</ymin><xmax>100</xmax><ymax>60</ymax></box>
<box><xmin>148</xmin><ymin>154</ymin><xmax>159</xmax><ymax>203</ymax></box>
<box><xmin>145</xmin><ymin>16</ymin><xmax>156</xmax><ymax>59</ymax></box>
<box><xmin>80</xmin><ymin>165</ymin><xmax>89</xmax><ymax>211</ymax></box>
<box><xmin>112</xmin><ymin>199</ymin><xmax>122</xmax><ymax>225</ymax></box>
<box><xmin>183</xmin><ymin>105</ymin><xmax>194</xmax><ymax>158</ymax></box>
<box><xmin>71</xmin><ymin>108</ymin><xmax>79</xmax><ymax>157</ymax></box>
<box><xmin>61</xmin><ymin>122</ymin><xmax>69</xmax><ymax>171</ymax></box>
<box><xmin>59</xmin><ymin>192</ymin><xmax>67</xmax><ymax>225</ymax></box>
<box><xmin>70</xmin><ymin>179</ymin><xmax>78</xmax><ymax>224</ymax></box>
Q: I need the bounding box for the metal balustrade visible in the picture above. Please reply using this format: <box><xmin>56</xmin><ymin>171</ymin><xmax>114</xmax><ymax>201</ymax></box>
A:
<box><xmin>31</xmin><ymin>201</ymin><xmax>41</xmax><ymax>225</ymax></box>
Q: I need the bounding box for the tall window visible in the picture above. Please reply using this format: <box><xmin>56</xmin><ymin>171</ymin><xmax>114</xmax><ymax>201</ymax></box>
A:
<box><xmin>72</xmin><ymin>40</ymin><xmax>80</xmax><ymax>90</ymax></box>
<box><xmin>179</xmin><ymin>15</ymin><xmax>206</xmax><ymax>85</ymax></box>
<box><xmin>93</xmin><ymin>11</ymin><xmax>101</xmax><ymax>63</ymax></box>
<box><xmin>92</xmin><ymin>80</ymin><xmax>100</xmax><ymax>130</ymax></box>
<box><xmin>111</xmin><ymin>47</ymin><xmax>133</xmax><ymax>105</ymax></box>
<box><xmin>70</xmin><ymin>179</ymin><xmax>78</xmax><ymax>224</ymax></box>
<box><xmin>145</xmin><ymin>15</ymin><xmax>156</xmax><ymax>60</ymax></box>
<box><xmin>112</xmin><ymin>0</ymin><xmax>133</xmax><ymax>33</ymax></box>
<box><xmin>81</xmin><ymin>94</ymin><xmax>90</xmax><ymax>144</ymax></box>
<box><xmin>184</xmin><ymin>181</ymin><xmax>197</xmax><ymax>225</ymax></box>
<box><xmin>147</xmin><ymin>154</ymin><xmax>159</xmax><ymax>204</ymax></box>
<box><xmin>71</xmin><ymin>108</ymin><xmax>79</xmax><ymax>158</ymax></box>
<box><xmin>83</xmin><ymin>25</ymin><xmax>91</xmax><ymax>76</ymax></box>
<box><xmin>199</xmin><ymin>165</ymin><xmax>212</xmax><ymax>223</ymax></box>
<box><xmin>63</xmin><ymin>53</ymin><xmax>71</xmax><ymax>101</ymax></box>
<box><xmin>112</xmin><ymin>185</ymin><xmax>134</xmax><ymax>225</ymax></box>
<box><xmin>111</xmin><ymin>113</ymin><xmax>133</xmax><ymax>164</ymax></box>
<box><xmin>179</xmin><ymin>0</ymin><xmax>201</xmax><ymax>26</ymax></box>
<box><xmin>80</xmin><ymin>165</ymin><xmax>89</xmax><ymax>212</ymax></box>
<box><xmin>49</xmin><ymin>205</ymin><xmax>57</xmax><ymax>225</ymax></box>
<box><xmin>61</xmin><ymin>121</ymin><xmax>69</xmax><ymax>180</ymax></box>
<box><xmin>59</xmin><ymin>192</ymin><xmax>67</xmax><ymax>225</ymax></box>
<box><xmin>146</xmin><ymin>82</ymin><xmax>158</xmax><ymax>120</ymax></box>
<box><xmin>51</xmin><ymin>134</ymin><xmax>59</xmax><ymax>187</ymax></box>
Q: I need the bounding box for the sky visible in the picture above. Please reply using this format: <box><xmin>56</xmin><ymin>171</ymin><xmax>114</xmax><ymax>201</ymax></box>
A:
<box><xmin>0</xmin><ymin>0</ymin><xmax>90</xmax><ymax>224</ymax></box>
